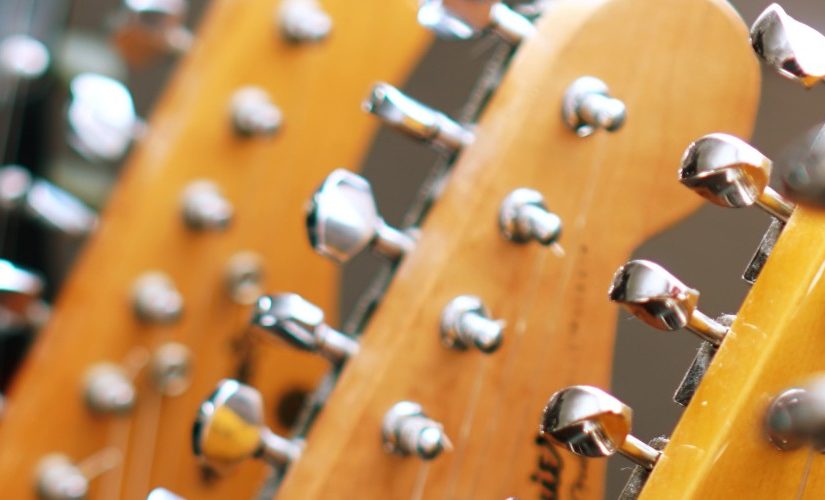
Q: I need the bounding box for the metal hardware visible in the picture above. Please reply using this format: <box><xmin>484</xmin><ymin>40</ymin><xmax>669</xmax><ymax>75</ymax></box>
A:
<box><xmin>230</xmin><ymin>87</ymin><xmax>283</xmax><ymax>136</ymax></box>
<box><xmin>132</xmin><ymin>272</ymin><xmax>183</xmax><ymax>324</ymax></box>
<box><xmin>251</xmin><ymin>293</ymin><xmax>358</xmax><ymax>362</ymax></box>
<box><xmin>499</xmin><ymin>188</ymin><xmax>562</xmax><ymax>245</ymax></box>
<box><xmin>278</xmin><ymin>0</ymin><xmax>332</xmax><ymax>42</ymax></box>
<box><xmin>751</xmin><ymin>4</ymin><xmax>825</xmax><ymax>88</ymax></box>
<box><xmin>147</xmin><ymin>489</ymin><xmax>184</xmax><ymax>500</ymax></box>
<box><xmin>618</xmin><ymin>437</ymin><xmax>669</xmax><ymax>500</ymax></box>
<box><xmin>672</xmin><ymin>314</ymin><xmax>733</xmax><ymax>407</ymax></box>
<box><xmin>743</xmin><ymin>218</ymin><xmax>784</xmax><ymax>285</ymax></box>
<box><xmin>778</xmin><ymin>122</ymin><xmax>825</xmax><ymax>208</ymax></box>
<box><xmin>84</xmin><ymin>363</ymin><xmax>136</xmax><ymax>414</ymax></box>
<box><xmin>382</xmin><ymin>401</ymin><xmax>450</xmax><ymax>460</ymax></box>
<box><xmin>181</xmin><ymin>180</ymin><xmax>233</xmax><ymax>231</ymax></box>
<box><xmin>0</xmin><ymin>258</ymin><xmax>44</xmax><ymax>315</ymax></box>
<box><xmin>765</xmin><ymin>375</ymin><xmax>825</xmax><ymax>452</ymax></box>
<box><xmin>417</xmin><ymin>0</ymin><xmax>535</xmax><ymax>43</ymax></box>
<box><xmin>225</xmin><ymin>252</ymin><xmax>264</xmax><ymax>305</ymax></box>
<box><xmin>562</xmin><ymin>76</ymin><xmax>626</xmax><ymax>137</ymax></box>
<box><xmin>440</xmin><ymin>295</ymin><xmax>504</xmax><ymax>353</ymax></box>
<box><xmin>541</xmin><ymin>385</ymin><xmax>660</xmax><ymax>469</ymax></box>
<box><xmin>193</xmin><ymin>379</ymin><xmax>303</xmax><ymax>473</ymax></box>
<box><xmin>36</xmin><ymin>454</ymin><xmax>88</xmax><ymax>500</ymax></box>
<box><xmin>306</xmin><ymin>168</ymin><xmax>415</xmax><ymax>263</ymax></box>
<box><xmin>679</xmin><ymin>133</ymin><xmax>794</xmax><ymax>222</ymax></box>
<box><xmin>150</xmin><ymin>343</ymin><xmax>192</xmax><ymax>396</ymax></box>
<box><xmin>609</xmin><ymin>259</ymin><xmax>728</xmax><ymax>345</ymax></box>
<box><xmin>112</xmin><ymin>0</ymin><xmax>193</xmax><ymax>65</ymax></box>
<box><xmin>0</xmin><ymin>34</ymin><xmax>49</xmax><ymax>81</ymax></box>
<box><xmin>363</xmin><ymin>82</ymin><xmax>474</xmax><ymax>153</ymax></box>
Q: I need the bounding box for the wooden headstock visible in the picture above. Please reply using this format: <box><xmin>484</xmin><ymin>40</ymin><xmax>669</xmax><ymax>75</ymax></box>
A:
<box><xmin>276</xmin><ymin>0</ymin><xmax>759</xmax><ymax>498</ymax></box>
<box><xmin>0</xmin><ymin>0</ymin><xmax>429</xmax><ymax>498</ymax></box>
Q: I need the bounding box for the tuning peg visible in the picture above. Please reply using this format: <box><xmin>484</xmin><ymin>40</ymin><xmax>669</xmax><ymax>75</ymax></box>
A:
<box><xmin>67</xmin><ymin>73</ymin><xmax>143</xmax><ymax>164</ymax></box>
<box><xmin>132</xmin><ymin>272</ymin><xmax>183</xmax><ymax>324</ymax></box>
<box><xmin>224</xmin><ymin>251</ymin><xmax>265</xmax><ymax>305</ymax></box>
<box><xmin>306</xmin><ymin>169</ymin><xmax>415</xmax><ymax>263</ymax></box>
<box><xmin>84</xmin><ymin>363</ymin><xmax>136</xmax><ymax>414</ymax></box>
<box><xmin>0</xmin><ymin>34</ymin><xmax>49</xmax><ymax>82</ymax></box>
<box><xmin>765</xmin><ymin>375</ymin><xmax>825</xmax><ymax>451</ymax></box>
<box><xmin>608</xmin><ymin>260</ymin><xmax>728</xmax><ymax>346</ymax></box>
<box><xmin>147</xmin><ymin>489</ymin><xmax>184</xmax><ymax>500</ymax></box>
<box><xmin>440</xmin><ymin>295</ymin><xmax>504</xmax><ymax>353</ymax></box>
<box><xmin>750</xmin><ymin>4</ymin><xmax>825</xmax><ymax>88</ymax></box>
<box><xmin>0</xmin><ymin>257</ymin><xmax>43</xmax><ymax>315</ymax></box>
<box><xmin>417</xmin><ymin>0</ymin><xmax>534</xmax><ymax>43</ymax></box>
<box><xmin>278</xmin><ymin>0</ymin><xmax>332</xmax><ymax>43</ymax></box>
<box><xmin>541</xmin><ymin>385</ymin><xmax>660</xmax><ymax>469</ymax></box>
<box><xmin>382</xmin><ymin>401</ymin><xmax>451</xmax><ymax>460</ymax></box>
<box><xmin>230</xmin><ymin>86</ymin><xmax>283</xmax><ymax>137</ymax></box>
<box><xmin>363</xmin><ymin>82</ymin><xmax>474</xmax><ymax>153</ymax></box>
<box><xmin>180</xmin><ymin>180</ymin><xmax>233</xmax><ymax>231</ymax></box>
<box><xmin>679</xmin><ymin>133</ymin><xmax>794</xmax><ymax>222</ymax></box>
<box><xmin>777</xmin><ymin>122</ymin><xmax>825</xmax><ymax>208</ymax></box>
<box><xmin>499</xmin><ymin>188</ymin><xmax>562</xmax><ymax>246</ymax></box>
<box><xmin>562</xmin><ymin>77</ymin><xmax>627</xmax><ymax>137</ymax></box>
<box><xmin>35</xmin><ymin>454</ymin><xmax>88</xmax><ymax>500</ymax></box>
<box><xmin>251</xmin><ymin>293</ymin><xmax>358</xmax><ymax>362</ymax></box>
<box><xmin>193</xmin><ymin>379</ymin><xmax>302</xmax><ymax>473</ymax></box>
<box><xmin>111</xmin><ymin>0</ymin><xmax>193</xmax><ymax>66</ymax></box>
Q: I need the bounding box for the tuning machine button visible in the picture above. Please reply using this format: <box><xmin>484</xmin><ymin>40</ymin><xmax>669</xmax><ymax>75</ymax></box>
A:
<box><xmin>382</xmin><ymin>401</ymin><xmax>450</xmax><ymax>460</ymax></box>
<box><xmin>364</xmin><ymin>83</ymin><xmax>474</xmax><ymax>153</ymax></box>
<box><xmin>84</xmin><ymin>363</ymin><xmax>136</xmax><ymax>414</ymax></box>
<box><xmin>230</xmin><ymin>87</ymin><xmax>283</xmax><ymax>137</ymax></box>
<box><xmin>36</xmin><ymin>454</ymin><xmax>88</xmax><ymax>500</ymax></box>
<box><xmin>440</xmin><ymin>295</ymin><xmax>504</xmax><ymax>353</ymax></box>
<box><xmin>251</xmin><ymin>293</ymin><xmax>358</xmax><ymax>362</ymax></box>
<box><xmin>181</xmin><ymin>180</ymin><xmax>233</xmax><ymax>231</ymax></box>
<box><xmin>132</xmin><ymin>272</ymin><xmax>183</xmax><ymax>324</ymax></box>
<box><xmin>499</xmin><ymin>188</ymin><xmax>562</xmax><ymax>246</ymax></box>
<box><xmin>562</xmin><ymin>77</ymin><xmax>626</xmax><ymax>137</ymax></box>
<box><xmin>417</xmin><ymin>0</ymin><xmax>534</xmax><ymax>43</ymax></box>
<box><xmin>306</xmin><ymin>169</ymin><xmax>415</xmax><ymax>263</ymax></box>
<box><xmin>112</xmin><ymin>0</ymin><xmax>193</xmax><ymax>66</ymax></box>
<box><xmin>278</xmin><ymin>0</ymin><xmax>332</xmax><ymax>42</ymax></box>
<box><xmin>542</xmin><ymin>385</ymin><xmax>660</xmax><ymax>469</ymax></box>
<box><xmin>193</xmin><ymin>379</ymin><xmax>303</xmax><ymax>473</ymax></box>
<box><xmin>750</xmin><ymin>4</ymin><xmax>825</xmax><ymax>88</ymax></box>
<box><xmin>0</xmin><ymin>34</ymin><xmax>49</xmax><ymax>82</ymax></box>
<box><xmin>679</xmin><ymin>133</ymin><xmax>794</xmax><ymax>222</ymax></box>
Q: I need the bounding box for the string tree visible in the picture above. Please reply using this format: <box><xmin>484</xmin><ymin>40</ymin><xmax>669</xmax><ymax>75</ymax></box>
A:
<box><xmin>562</xmin><ymin>76</ymin><xmax>627</xmax><ymax>137</ymax></box>
<box><xmin>277</xmin><ymin>0</ymin><xmax>332</xmax><ymax>43</ymax></box>
<box><xmin>417</xmin><ymin>0</ymin><xmax>535</xmax><ymax>43</ymax></box>
<box><xmin>440</xmin><ymin>295</ymin><xmax>504</xmax><ymax>353</ymax></box>
<box><xmin>498</xmin><ymin>188</ymin><xmax>562</xmax><ymax>246</ymax></box>
<box><xmin>382</xmin><ymin>401</ymin><xmax>450</xmax><ymax>460</ymax></box>
<box><xmin>112</xmin><ymin>0</ymin><xmax>193</xmax><ymax>66</ymax></box>
<box><xmin>230</xmin><ymin>87</ymin><xmax>283</xmax><ymax>137</ymax></box>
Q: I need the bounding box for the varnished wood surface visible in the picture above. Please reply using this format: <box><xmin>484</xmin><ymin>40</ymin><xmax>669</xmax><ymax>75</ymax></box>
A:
<box><xmin>277</xmin><ymin>0</ymin><xmax>759</xmax><ymax>498</ymax></box>
<box><xmin>0</xmin><ymin>0</ymin><xmax>429</xmax><ymax>498</ymax></box>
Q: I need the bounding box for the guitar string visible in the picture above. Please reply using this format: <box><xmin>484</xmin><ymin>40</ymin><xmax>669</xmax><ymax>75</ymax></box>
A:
<box><xmin>794</xmin><ymin>448</ymin><xmax>815</xmax><ymax>500</ymax></box>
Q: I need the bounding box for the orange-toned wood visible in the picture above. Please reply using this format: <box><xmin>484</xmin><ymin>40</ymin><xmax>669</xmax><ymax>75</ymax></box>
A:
<box><xmin>0</xmin><ymin>0</ymin><xmax>429</xmax><ymax>498</ymax></box>
<box><xmin>276</xmin><ymin>0</ymin><xmax>759</xmax><ymax>498</ymax></box>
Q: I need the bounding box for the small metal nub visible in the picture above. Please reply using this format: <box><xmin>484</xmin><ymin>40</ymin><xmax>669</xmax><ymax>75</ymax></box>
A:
<box><xmin>225</xmin><ymin>252</ymin><xmax>265</xmax><ymax>305</ymax></box>
<box><xmin>193</xmin><ymin>379</ymin><xmax>302</xmax><ymax>473</ymax></box>
<box><xmin>750</xmin><ymin>4</ymin><xmax>825</xmax><ymax>88</ymax></box>
<box><xmin>417</xmin><ymin>0</ymin><xmax>535</xmax><ymax>43</ymax></box>
<box><xmin>181</xmin><ymin>180</ymin><xmax>233</xmax><ymax>231</ymax></box>
<box><xmin>440</xmin><ymin>295</ymin><xmax>504</xmax><ymax>353</ymax></box>
<box><xmin>499</xmin><ymin>188</ymin><xmax>562</xmax><ymax>245</ymax></box>
<box><xmin>363</xmin><ymin>82</ymin><xmax>474</xmax><ymax>153</ymax></box>
<box><xmin>132</xmin><ymin>272</ymin><xmax>183</xmax><ymax>324</ymax></box>
<box><xmin>306</xmin><ymin>168</ymin><xmax>415</xmax><ymax>263</ymax></box>
<box><xmin>84</xmin><ymin>363</ymin><xmax>137</xmax><ymax>414</ymax></box>
<box><xmin>541</xmin><ymin>385</ymin><xmax>660</xmax><ymax>470</ymax></box>
<box><xmin>36</xmin><ymin>454</ymin><xmax>89</xmax><ymax>500</ymax></box>
<box><xmin>147</xmin><ymin>488</ymin><xmax>184</xmax><ymax>500</ymax></box>
<box><xmin>679</xmin><ymin>133</ymin><xmax>794</xmax><ymax>222</ymax></box>
<box><xmin>562</xmin><ymin>77</ymin><xmax>627</xmax><ymax>137</ymax></box>
<box><xmin>0</xmin><ymin>34</ymin><xmax>50</xmax><ymax>81</ymax></box>
<box><xmin>278</xmin><ymin>0</ymin><xmax>332</xmax><ymax>42</ymax></box>
<box><xmin>608</xmin><ymin>260</ymin><xmax>728</xmax><ymax>346</ymax></box>
<box><xmin>230</xmin><ymin>86</ymin><xmax>283</xmax><ymax>136</ymax></box>
<box><xmin>778</xmin><ymin>122</ymin><xmax>825</xmax><ymax>209</ymax></box>
<box><xmin>150</xmin><ymin>342</ymin><xmax>192</xmax><ymax>396</ymax></box>
<box><xmin>765</xmin><ymin>375</ymin><xmax>825</xmax><ymax>452</ymax></box>
<box><xmin>382</xmin><ymin>401</ymin><xmax>450</xmax><ymax>460</ymax></box>
<box><xmin>251</xmin><ymin>293</ymin><xmax>358</xmax><ymax>362</ymax></box>
<box><xmin>113</xmin><ymin>0</ymin><xmax>193</xmax><ymax>66</ymax></box>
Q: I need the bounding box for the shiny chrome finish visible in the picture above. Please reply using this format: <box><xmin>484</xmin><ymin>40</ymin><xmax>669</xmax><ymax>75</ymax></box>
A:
<box><xmin>251</xmin><ymin>293</ymin><xmax>358</xmax><ymax>362</ymax></box>
<box><xmin>541</xmin><ymin>385</ymin><xmax>660</xmax><ymax>469</ymax></box>
<box><xmin>150</xmin><ymin>343</ymin><xmax>192</xmax><ymax>396</ymax></box>
<box><xmin>224</xmin><ymin>251</ymin><xmax>264</xmax><ymax>305</ymax></box>
<box><xmin>382</xmin><ymin>401</ymin><xmax>450</xmax><ymax>460</ymax></box>
<box><xmin>750</xmin><ymin>4</ymin><xmax>825</xmax><ymax>88</ymax></box>
<box><xmin>113</xmin><ymin>0</ymin><xmax>193</xmax><ymax>63</ymax></box>
<box><xmin>230</xmin><ymin>86</ymin><xmax>283</xmax><ymax>136</ymax></box>
<box><xmin>0</xmin><ymin>258</ymin><xmax>44</xmax><ymax>316</ymax></box>
<box><xmin>364</xmin><ymin>82</ymin><xmax>473</xmax><ymax>153</ymax></box>
<box><xmin>181</xmin><ymin>180</ymin><xmax>233</xmax><ymax>231</ymax></box>
<box><xmin>608</xmin><ymin>260</ymin><xmax>727</xmax><ymax>346</ymax></box>
<box><xmin>193</xmin><ymin>379</ymin><xmax>302</xmax><ymax>473</ymax></box>
<box><xmin>499</xmin><ymin>188</ymin><xmax>562</xmax><ymax>245</ymax></box>
<box><xmin>306</xmin><ymin>169</ymin><xmax>415</xmax><ymax>263</ymax></box>
<box><xmin>84</xmin><ymin>363</ymin><xmax>136</xmax><ymax>414</ymax></box>
<box><xmin>440</xmin><ymin>295</ymin><xmax>504</xmax><ymax>353</ymax></box>
<box><xmin>0</xmin><ymin>34</ymin><xmax>49</xmax><ymax>81</ymax></box>
<box><xmin>36</xmin><ymin>454</ymin><xmax>88</xmax><ymax>500</ymax></box>
<box><xmin>562</xmin><ymin>76</ymin><xmax>626</xmax><ymax>137</ymax></box>
<box><xmin>779</xmin><ymin>122</ymin><xmax>825</xmax><ymax>208</ymax></box>
<box><xmin>147</xmin><ymin>489</ymin><xmax>184</xmax><ymax>500</ymax></box>
<box><xmin>679</xmin><ymin>133</ymin><xmax>794</xmax><ymax>222</ymax></box>
<box><xmin>278</xmin><ymin>0</ymin><xmax>332</xmax><ymax>42</ymax></box>
<box><xmin>765</xmin><ymin>375</ymin><xmax>825</xmax><ymax>452</ymax></box>
<box><xmin>417</xmin><ymin>0</ymin><xmax>534</xmax><ymax>43</ymax></box>
<box><xmin>132</xmin><ymin>272</ymin><xmax>183</xmax><ymax>324</ymax></box>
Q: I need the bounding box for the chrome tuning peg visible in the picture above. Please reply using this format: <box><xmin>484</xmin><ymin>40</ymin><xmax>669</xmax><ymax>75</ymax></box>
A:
<box><xmin>36</xmin><ymin>454</ymin><xmax>88</xmax><ymax>500</ymax></box>
<box><xmin>363</xmin><ymin>82</ymin><xmax>474</xmax><ymax>153</ymax></box>
<box><xmin>251</xmin><ymin>293</ymin><xmax>358</xmax><ymax>362</ymax></box>
<box><xmin>417</xmin><ymin>0</ymin><xmax>534</xmax><ymax>43</ymax></box>
<box><xmin>193</xmin><ymin>379</ymin><xmax>303</xmax><ymax>473</ymax></box>
<box><xmin>679</xmin><ymin>133</ymin><xmax>794</xmax><ymax>222</ymax></box>
<box><xmin>750</xmin><ymin>4</ymin><xmax>825</xmax><ymax>88</ymax></box>
<box><xmin>608</xmin><ymin>259</ymin><xmax>728</xmax><ymax>346</ymax></box>
<box><xmin>541</xmin><ymin>385</ymin><xmax>660</xmax><ymax>469</ymax></box>
<box><xmin>499</xmin><ymin>188</ymin><xmax>562</xmax><ymax>246</ymax></box>
<box><xmin>67</xmin><ymin>73</ymin><xmax>143</xmax><ymax>164</ymax></box>
<box><xmin>278</xmin><ymin>0</ymin><xmax>332</xmax><ymax>43</ymax></box>
<box><xmin>440</xmin><ymin>295</ymin><xmax>504</xmax><ymax>353</ymax></box>
<box><xmin>562</xmin><ymin>77</ymin><xmax>627</xmax><ymax>137</ymax></box>
<box><xmin>0</xmin><ymin>34</ymin><xmax>49</xmax><ymax>82</ymax></box>
<box><xmin>382</xmin><ymin>401</ymin><xmax>451</xmax><ymax>460</ymax></box>
<box><xmin>0</xmin><ymin>165</ymin><xmax>97</xmax><ymax>236</ymax></box>
<box><xmin>230</xmin><ymin>86</ymin><xmax>283</xmax><ymax>137</ymax></box>
<box><xmin>306</xmin><ymin>169</ymin><xmax>415</xmax><ymax>263</ymax></box>
<box><xmin>112</xmin><ymin>0</ymin><xmax>193</xmax><ymax>66</ymax></box>
<box><xmin>84</xmin><ymin>363</ymin><xmax>136</xmax><ymax>414</ymax></box>
<box><xmin>765</xmin><ymin>375</ymin><xmax>825</xmax><ymax>451</ymax></box>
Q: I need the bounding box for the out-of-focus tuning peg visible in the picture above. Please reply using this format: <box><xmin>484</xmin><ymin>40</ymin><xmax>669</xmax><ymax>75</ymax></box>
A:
<box><xmin>0</xmin><ymin>34</ymin><xmax>49</xmax><ymax>83</ymax></box>
<box><xmin>440</xmin><ymin>295</ymin><xmax>504</xmax><ymax>353</ymax></box>
<box><xmin>224</xmin><ymin>251</ymin><xmax>265</xmax><ymax>305</ymax></box>
<box><xmin>750</xmin><ymin>4</ymin><xmax>825</xmax><ymax>88</ymax></box>
<box><xmin>382</xmin><ymin>401</ymin><xmax>451</xmax><ymax>460</ymax></box>
<box><xmin>230</xmin><ymin>86</ymin><xmax>283</xmax><ymax>137</ymax></box>
<box><xmin>778</xmin><ymin>122</ymin><xmax>825</xmax><ymax>208</ymax></box>
<box><xmin>36</xmin><ymin>454</ymin><xmax>88</xmax><ymax>500</ymax></box>
<box><xmin>84</xmin><ymin>363</ymin><xmax>136</xmax><ymax>414</ymax></box>
<box><xmin>278</xmin><ymin>0</ymin><xmax>332</xmax><ymax>43</ymax></box>
<box><xmin>541</xmin><ymin>385</ymin><xmax>660</xmax><ymax>469</ymax></box>
<box><xmin>417</xmin><ymin>0</ymin><xmax>534</xmax><ymax>43</ymax></box>
<box><xmin>147</xmin><ymin>489</ymin><xmax>184</xmax><ymax>500</ymax></box>
<box><xmin>132</xmin><ymin>272</ymin><xmax>183</xmax><ymax>324</ymax></box>
<box><xmin>180</xmin><ymin>180</ymin><xmax>233</xmax><ymax>231</ymax></box>
<box><xmin>193</xmin><ymin>379</ymin><xmax>303</xmax><ymax>473</ymax></box>
<box><xmin>499</xmin><ymin>188</ymin><xmax>562</xmax><ymax>246</ymax></box>
<box><xmin>679</xmin><ymin>133</ymin><xmax>795</xmax><ymax>222</ymax></box>
<box><xmin>0</xmin><ymin>165</ymin><xmax>97</xmax><ymax>236</ymax></box>
<box><xmin>306</xmin><ymin>168</ymin><xmax>415</xmax><ymax>263</ymax></box>
<box><xmin>251</xmin><ymin>293</ymin><xmax>358</xmax><ymax>362</ymax></box>
<box><xmin>363</xmin><ymin>82</ymin><xmax>474</xmax><ymax>153</ymax></box>
<box><xmin>112</xmin><ymin>0</ymin><xmax>193</xmax><ymax>66</ymax></box>
<box><xmin>0</xmin><ymin>258</ymin><xmax>44</xmax><ymax>314</ymax></box>
<box><xmin>562</xmin><ymin>77</ymin><xmax>627</xmax><ymax>137</ymax></box>
<box><xmin>608</xmin><ymin>260</ymin><xmax>728</xmax><ymax>346</ymax></box>
<box><xmin>765</xmin><ymin>375</ymin><xmax>825</xmax><ymax>451</ymax></box>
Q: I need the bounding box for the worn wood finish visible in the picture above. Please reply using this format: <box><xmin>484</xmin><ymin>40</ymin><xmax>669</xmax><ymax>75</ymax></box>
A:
<box><xmin>277</xmin><ymin>0</ymin><xmax>759</xmax><ymax>498</ymax></box>
<box><xmin>0</xmin><ymin>0</ymin><xmax>429</xmax><ymax>498</ymax></box>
